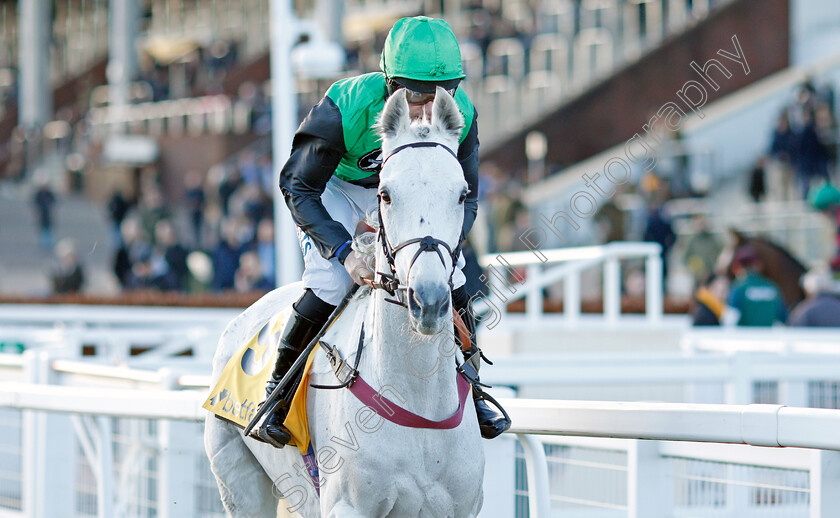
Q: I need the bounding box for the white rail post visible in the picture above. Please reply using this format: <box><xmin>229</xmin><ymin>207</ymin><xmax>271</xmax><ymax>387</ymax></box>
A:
<box><xmin>564</xmin><ymin>270</ymin><xmax>581</xmax><ymax>325</ymax></box>
<box><xmin>780</xmin><ymin>380</ymin><xmax>809</xmax><ymax>407</ymax></box>
<box><xmin>526</xmin><ymin>263</ymin><xmax>542</xmax><ymax>323</ymax></box>
<box><xmin>516</xmin><ymin>434</ymin><xmax>551</xmax><ymax>518</ymax></box>
<box><xmin>811</xmin><ymin>449</ymin><xmax>840</xmax><ymax>518</ymax></box>
<box><xmin>725</xmin><ymin>351</ymin><xmax>752</xmax><ymax>405</ymax></box>
<box><xmin>645</xmin><ymin>251</ymin><xmax>663</xmax><ymax>323</ymax></box>
<box><xmin>479</xmin><ymin>387</ymin><xmax>517</xmax><ymax>518</ymax></box>
<box><xmin>96</xmin><ymin>416</ymin><xmax>115</xmax><ymax>518</ymax></box>
<box><xmin>157</xmin><ymin>369</ymin><xmax>197</xmax><ymax>517</ymax></box>
<box><xmin>603</xmin><ymin>256</ymin><xmax>621</xmax><ymax>325</ymax></box>
<box><xmin>21</xmin><ymin>351</ymin><xmax>75</xmax><ymax>518</ymax></box>
<box><xmin>628</xmin><ymin>440</ymin><xmax>671</xmax><ymax>518</ymax></box>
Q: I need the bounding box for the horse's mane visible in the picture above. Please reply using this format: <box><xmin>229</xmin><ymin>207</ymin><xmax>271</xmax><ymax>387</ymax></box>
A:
<box><xmin>351</xmin><ymin>209</ymin><xmax>380</xmax><ymax>272</ymax></box>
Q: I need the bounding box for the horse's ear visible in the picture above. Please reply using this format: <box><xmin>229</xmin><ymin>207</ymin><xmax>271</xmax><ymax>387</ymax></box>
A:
<box><xmin>431</xmin><ymin>87</ymin><xmax>465</xmax><ymax>142</ymax></box>
<box><xmin>378</xmin><ymin>89</ymin><xmax>410</xmax><ymax>141</ymax></box>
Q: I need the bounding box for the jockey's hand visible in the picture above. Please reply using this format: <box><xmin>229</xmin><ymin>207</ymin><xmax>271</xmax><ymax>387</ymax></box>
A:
<box><xmin>344</xmin><ymin>250</ymin><xmax>374</xmax><ymax>286</ymax></box>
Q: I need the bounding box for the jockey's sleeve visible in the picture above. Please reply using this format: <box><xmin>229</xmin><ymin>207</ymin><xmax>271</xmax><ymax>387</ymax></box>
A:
<box><xmin>279</xmin><ymin>96</ymin><xmax>353</xmax><ymax>262</ymax></box>
<box><xmin>458</xmin><ymin>107</ymin><xmax>480</xmax><ymax>241</ymax></box>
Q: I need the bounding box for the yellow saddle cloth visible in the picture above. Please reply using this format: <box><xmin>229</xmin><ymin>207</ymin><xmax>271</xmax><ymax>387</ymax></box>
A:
<box><xmin>202</xmin><ymin>307</ymin><xmax>319</xmax><ymax>455</ymax></box>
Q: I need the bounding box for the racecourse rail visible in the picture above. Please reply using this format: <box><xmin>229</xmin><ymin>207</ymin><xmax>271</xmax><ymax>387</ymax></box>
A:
<box><xmin>4</xmin><ymin>345</ymin><xmax>840</xmax><ymax>517</ymax></box>
<box><xmin>2</xmin><ymin>378</ymin><xmax>840</xmax><ymax>517</ymax></box>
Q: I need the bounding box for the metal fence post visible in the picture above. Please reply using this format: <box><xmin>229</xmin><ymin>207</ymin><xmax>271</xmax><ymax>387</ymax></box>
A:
<box><xmin>645</xmin><ymin>252</ymin><xmax>663</xmax><ymax>323</ymax></box>
<box><xmin>21</xmin><ymin>351</ymin><xmax>76</xmax><ymax>518</ymax></box>
<box><xmin>628</xmin><ymin>440</ymin><xmax>671</xmax><ymax>518</ymax></box>
<box><xmin>725</xmin><ymin>352</ymin><xmax>753</xmax><ymax>405</ymax></box>
<box><xmin>157</xmin><ymin>369</ymin><xmax>197</xmax><ymax>517</ymax></box>
<box><xmin>516</xmin><ymin>434</ymin><xmax>551</xmax><ymax>518</ymax></box>
<box><xmin>526</xmin><ymin>263</ymin><xmax>542</xmax><ymax>323</ymax></box>
<box><xmin>603</xmin><ymin>257</ymin><xmax>621</xmax><ymax>325</ymax></box>
<box><xmin>811</xmin><ymin>449</ymin><xmax>840</xmax><ymax>518</ymax></box>
<box><xmin>564</xmin><ymin>271</ymin><xmax>581</xmax><ymax>325</ymax></box>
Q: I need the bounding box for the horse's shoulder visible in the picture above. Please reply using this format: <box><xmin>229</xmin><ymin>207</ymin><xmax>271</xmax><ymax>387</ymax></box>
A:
<box><xmin>309</xmin><ymin>290</ymin><xmax>371</xmax><ymax>377</ymax></box>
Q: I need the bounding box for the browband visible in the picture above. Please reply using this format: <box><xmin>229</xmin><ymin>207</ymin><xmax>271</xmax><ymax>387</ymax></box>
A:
<box><xmin>382</xmin><ymin>142</ymin><xmax>457</xmax><ymax>166</ymax></box>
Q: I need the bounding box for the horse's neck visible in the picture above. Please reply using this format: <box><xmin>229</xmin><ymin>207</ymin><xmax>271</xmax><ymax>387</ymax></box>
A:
<box><xmin>364</xmin><ymin>289</ymin><xmax>460</xmax><ymax>420</ymax></box>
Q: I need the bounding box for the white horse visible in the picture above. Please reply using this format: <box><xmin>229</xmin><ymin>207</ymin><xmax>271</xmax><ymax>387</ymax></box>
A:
<box><xmin>204</xmin><ymin>87</ymin><xmax>485</xmax><ymax>518</ymax></box>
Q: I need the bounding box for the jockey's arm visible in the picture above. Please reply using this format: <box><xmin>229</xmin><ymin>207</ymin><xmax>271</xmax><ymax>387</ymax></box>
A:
<box><xmin>458</xmin><ymin>107</ymin><xmax>480</xmax><ymax>241</ymax></box>
<box><xmin>279</xmin><ymin>97</ymin><xmax>354</xmax><ymax>264</ymax></box>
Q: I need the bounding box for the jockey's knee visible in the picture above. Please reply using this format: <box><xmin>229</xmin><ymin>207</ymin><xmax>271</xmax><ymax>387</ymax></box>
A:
<box><xmin>294</xmin><ymin>289</ymin><xmax>336</xmax><ymax>324</ymax></box>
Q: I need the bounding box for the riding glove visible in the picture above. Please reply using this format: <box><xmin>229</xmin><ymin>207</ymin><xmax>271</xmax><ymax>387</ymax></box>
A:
<box><xmin>344</xmin><ymin>250</ymin><xmax>374</xmax><ymax>286</ymax></box>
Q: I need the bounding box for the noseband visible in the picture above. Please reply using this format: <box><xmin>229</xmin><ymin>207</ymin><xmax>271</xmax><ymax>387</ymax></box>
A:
<box><xmin>369</xmin><ymin>141</ymin><xmax>461</xmax><ymax>304</ymax></box>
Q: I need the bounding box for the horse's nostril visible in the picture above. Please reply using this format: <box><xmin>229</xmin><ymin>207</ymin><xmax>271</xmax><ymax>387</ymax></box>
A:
<box><xmin>438</xmin><ymin>298</ymin><xmax>450</xmax><ymax>317</ymax></box>
<box><xmin>407</xmin><ymin>288</ymin><xmax>421</xmax><ymax>315</ymax></box>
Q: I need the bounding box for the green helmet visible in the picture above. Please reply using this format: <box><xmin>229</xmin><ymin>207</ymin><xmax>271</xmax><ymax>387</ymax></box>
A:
<box><xmin>808</xmin><ymin>182</ymin><xmax>840</xmax><ymax>210</ymax></box>
<box><xmin>380</xmin><ymin>16</ymin><xmax>465</xmax><ymax>93</ymax></box>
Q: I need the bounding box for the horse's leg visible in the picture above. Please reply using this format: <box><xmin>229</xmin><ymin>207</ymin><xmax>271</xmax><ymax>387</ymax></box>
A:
<box><xmin>205</xmin><ymin>416</ymin><xmax>279</xmax><ymax>517</ymax></box>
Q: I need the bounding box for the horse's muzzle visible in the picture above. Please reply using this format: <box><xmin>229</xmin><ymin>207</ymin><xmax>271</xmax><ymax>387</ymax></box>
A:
<box><xmin>407</xmin><ymin>283</ymin><xmax>450</xmax><ymax>333</ymax></box>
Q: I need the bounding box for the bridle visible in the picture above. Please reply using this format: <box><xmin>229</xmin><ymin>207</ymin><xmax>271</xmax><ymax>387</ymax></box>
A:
<box><xmin>366</xmin><ymin>141</ymin><xmax>461</xmax><ymax>305</ymax></box>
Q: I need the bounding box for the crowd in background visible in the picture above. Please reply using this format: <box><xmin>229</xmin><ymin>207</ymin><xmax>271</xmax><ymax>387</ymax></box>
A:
<box><xmin>755</xmin><ymin>81</ymin><xmax>838</xmax><ymax>203</ymax></box>
<box><xmin>106</xmin><ymin>148</ymin><xmax>276</xmax><ymax>295</ymax></box>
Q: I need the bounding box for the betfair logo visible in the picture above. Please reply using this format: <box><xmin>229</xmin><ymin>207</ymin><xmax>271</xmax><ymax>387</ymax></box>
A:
<box><xmin>209</xmin><ymin>388</ymin><xmax>257</xmax><ymax>422</ymax></box>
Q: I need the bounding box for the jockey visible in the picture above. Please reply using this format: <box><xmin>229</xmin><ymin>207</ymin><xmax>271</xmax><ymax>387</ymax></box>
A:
<box><xmin>253</xmin><ymin>16</ymin><xmax>511</xmax><ymax>448</ymax></box>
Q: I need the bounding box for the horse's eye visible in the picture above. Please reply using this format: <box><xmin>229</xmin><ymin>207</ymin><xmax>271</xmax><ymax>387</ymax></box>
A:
<box><xmin>458</xmin><ymin>190</ymin><xmax>468</xmax><ymax>204</ymax></box>
<box><xmin>380</xmin><ymin>191</ymin><xmax>392</xmax><ymax>204</ymax></box>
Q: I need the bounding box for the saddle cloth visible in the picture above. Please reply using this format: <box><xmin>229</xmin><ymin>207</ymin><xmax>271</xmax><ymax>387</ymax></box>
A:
<box><xmin>202</xmin><ymin>306</ymin><xmax>321</xmax><ymax>455</ymax></box>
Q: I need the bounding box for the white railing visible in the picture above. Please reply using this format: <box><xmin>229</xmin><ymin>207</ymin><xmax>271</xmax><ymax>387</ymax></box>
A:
<box><xmin>477</xmin><ymin>242</ymin><xmax>663</xmax><ymax>327</ymax></box>
<box><xmin>3</xmin><ymin>374</ymin><xmax>840</xmax><ymax>518</ymax></box>
<box><xmin>0</xmin><ymin>304</ymin><xmax>239</xmax><ymax>362</ymax></box>
<box><xmin>682</xmin><ymin>327</ymin><xmax>840</xmax><ymax>356</ymax></box>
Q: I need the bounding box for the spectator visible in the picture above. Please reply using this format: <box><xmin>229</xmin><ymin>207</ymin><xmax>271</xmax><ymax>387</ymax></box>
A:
<box><xmin>691</xmin><ymin>274</ymin><xmax>727</xmax><ymax>326</ymax></box>
<box><xmin>32</xmin><ymin>176</ymin><xmax>56</xmax><ymax>249</ymax></box>
<box><xmin>788</xmin><ymin>265</ymin><xmax>840</xmax><ymax>327</ymax></box>
<box><xmin>107</xmin><ymin>188</ymin><xmax>133</xmax><ymax>247</ymax></box>
<box><xmin>643</xmin><ymin>202</ymin><xmax>676</xmax><ymax>287</ymax></box>
<box><xmin>727</xmin><ymin>246</ymin><xmax>787</xmax><ymax>326</ymax></box>
<box><xmin>113</xmin><ymin>218</ymin><xmax>151</xmax><ymax>288</ymax></box>
<box><xmin>256</xmin><ymin>153</ymin><xmax>275</xmax><ymax>194</ymax></box>
<box><xmin>51</xmin><ymin>238</ymin><xmax>84</xmax><ymax>294</ymax></box>
<box><xmin>238</xmin><ymin>150</ymin><xmax>260</xmax><ymax>186</ymax></box>
<box><xmin>767</xmin><ymin>111</ymin><xmax>796</xmax><ymax>202</ymax></box>
<box><xmin>234</xmin><ymin>251</ymin><xmax>273</xmax><ymax>293</ymax></box>
<box><xmin>255</xmin><ymin>219</ymin><xmax>276</xmax><ymax>287</ymax></box>
<box><xmin>127</xmin><ymin>248</ymin><xmax>177</xmax><ymax>291</ymax></box>
<box><xmin>183</xmin><ymin>170</ymin><xmax>206</xmax><ymax>248</ymax></box>
<box><xmin>808</xmin><ymin>182</ymin><xmax>840</xmax><ymax>272</ymax></box>
<box><xmin>594</xmin><ymin>199</ymin><xmax>625</xmax><ymax>243</ymax></box>
<box><xmin>137</xmin><ymin>186</ymin><xmax>169</xmax><ymax>244</ymax></box>
<box><xmin>154</xmin><ymin>220</ymin><xmax>189</xmax><ymax>290</ymax></box>
<box><xmin>211</xmin><ymin>218</ymin><xmax>244</xmax><ymax>291</ymax></box>
<box><xmin>218</xmin><ymin>169</ymin><xmax>243</xmax><ymax>216</ymax></box>
<box><xmin>682</xmin><ymin>213</ymin><xmax>721</xmax><ymax>286</ymax></box>
<box><xmin>792</xmin><ymin>106</ymin><xmax>831</xmax><ymax>197</ymax></box>
<box><xmin>748</xmin><ymin>159</ymin><xmax>766</xmax><ymax>203</ymax></box>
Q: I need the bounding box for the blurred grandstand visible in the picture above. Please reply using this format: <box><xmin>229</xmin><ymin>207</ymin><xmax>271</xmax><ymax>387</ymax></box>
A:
<box><xmin>1</xmin><ymin>0</ymin><xmax>840</xmax><ymax>329</ymax></box>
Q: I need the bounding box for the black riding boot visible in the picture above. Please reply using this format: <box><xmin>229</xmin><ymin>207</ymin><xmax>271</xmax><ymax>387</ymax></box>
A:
<box><xmin>452</xmin><ymin>287</ymin><xmax>512</xmax><ymax>439</ymax></box>
<box><xmin>252</xmin><ymin>306</ymin><xmax>325</xmax><ymax>448</ymax></box>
